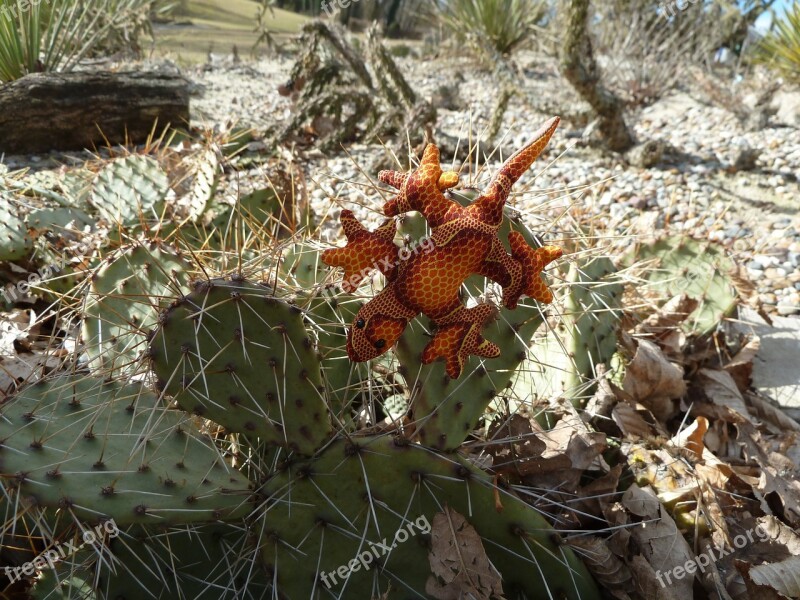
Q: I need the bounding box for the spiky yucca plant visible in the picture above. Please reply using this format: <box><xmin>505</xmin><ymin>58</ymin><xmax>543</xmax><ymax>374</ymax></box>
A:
<box><xmin>0</xmin><ymin>0</ymin><xmax>159</xmax><ymax>82</ymax></box>
<box><xmin>756</xmin><ymin>2</ymin><xmax>800</xmax><ymax>81</ymax></box>
<box><xmin>433</xmin><ymin>0</ymin><xmax>550</xmax><ymax>56</ymax></box>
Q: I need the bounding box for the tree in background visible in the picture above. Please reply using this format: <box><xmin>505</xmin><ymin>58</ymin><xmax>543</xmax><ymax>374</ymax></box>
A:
<box><xmin>558</xmin><ymin>0</ymin><xmax>635</xmax><ymax>152</ymax></box>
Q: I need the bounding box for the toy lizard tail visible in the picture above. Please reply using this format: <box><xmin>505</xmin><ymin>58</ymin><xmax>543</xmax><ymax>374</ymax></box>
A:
<box><xmin>321</xmin><ymin>209</ymin><xmax>399</xmax><ymax>292</ymax></box>
<box><xmin>421</xmin><ymin>304</ymin><xmax>500</xmax><ymax>379</ymax></box>
<box><xmin>468</xmin><ymin>116</ymin><xmax>560</xmax><ymax>227</ymax></box>
<box><xmin>507</xmin><ymin>231</ymin><xmax>562</xmax><ymax>306</ymax></box>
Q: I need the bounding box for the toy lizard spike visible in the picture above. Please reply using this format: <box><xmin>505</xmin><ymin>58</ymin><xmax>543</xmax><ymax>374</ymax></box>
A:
<box><xmin>321</xmin><ymin>209</ymin><xmax>399</xmax><ymax>293</ymax></box>
<box><xmin>378</xmin><ymin>144</ymin><xmax>460</xmax><ymax>226</ymax></box>
<box><xmin>507</xmin><ymin>231</ymin><xmax>563</xmax><ymax>305</ymax></box>
<box><xmin>468</xmin><ymin>116</ymin><xmax>560</xmax><ymax>227</ymax></box>
<box><xmin>323</xmin><ymin>117</ymin><xmax>562</xmax><ymax>378</ymax></box>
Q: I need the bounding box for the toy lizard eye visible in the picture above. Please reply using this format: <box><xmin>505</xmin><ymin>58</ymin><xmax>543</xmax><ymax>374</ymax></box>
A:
<box><xmin>356</xmin><ymin>318</ymin><xmax>365</xmax><ymax>329</ymax></box>
<box><xmin>374</xmin><ymin>339</ymin><xmax>386</xmax><ymax>349</ymax></box>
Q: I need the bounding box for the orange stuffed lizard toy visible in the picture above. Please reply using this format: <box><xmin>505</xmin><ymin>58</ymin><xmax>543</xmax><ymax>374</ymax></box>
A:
<box><xmin>322</xmin><ymin>116</ymin><xmax>562</xmax><ymax>379</ymax></box>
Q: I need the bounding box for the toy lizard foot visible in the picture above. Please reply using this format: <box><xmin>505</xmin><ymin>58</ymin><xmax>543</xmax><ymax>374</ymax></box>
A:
<box><xmin>321</xmin><ymin>209</ymin><xmax>399</xmax><ymax>292</ymax></box>
<box><xmin>506</xmin><ymin>231</ymin><xmax>562</xmax><ymax>307</ymax></box>
<box><xmin>421</xmin><ymin>304</ymin><xmax>500</xmax><ymax>379</ymax></box>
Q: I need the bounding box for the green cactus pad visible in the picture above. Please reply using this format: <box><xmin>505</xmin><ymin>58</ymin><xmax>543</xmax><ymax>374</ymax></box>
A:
<box><xmin>0</xmin><ymin>192</ymin><xmax>33</xmax><ymax>262</ymax></box>
<box><xmin>90</xmin><ymin>155</ymin><xmax>169</xmax><ymax>227</ymax></box>
<box><xmin>96</xmin><ymin>524</ymin><xmax>268</xmax><ymax>600</ymax></box>
<box><xmin>83</xmin><ymin>240</ymin><xmax>191</xmax><ymax>376</ymax></box>
<box><xmin>629</xmin><ymin>236</ymin><xmax>737</xmax><ymax>334</ymax></box>
<box><xmin>526</xmin><ymin>256</ymin><xmax>623</xmax><ymax>404</ymax></box>
<box><xmin>260</xmin><ymin>435</ymin><xmax>599</xmax><ymax>600</ymax></box>
<box><xmin>0</xmin><ymin>376</ymin><xmax>253</xmax><ymax>526</ymax></box>
<box><xmin>148</xmin><ymin>277</ymin><xmax>332</xmax><ymax>455</ymax></box>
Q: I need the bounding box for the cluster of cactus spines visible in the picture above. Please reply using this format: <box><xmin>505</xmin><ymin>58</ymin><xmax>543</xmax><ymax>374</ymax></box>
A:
<box><xmin>184</xmin><ymin>147</ymin><xmax>220</xmax><ymax>221</ymax></box>
<box><xmin>0</xmin><ymin>376</ymin><xmax>253</xmax><ymax>526</ymax></box>
<box><xmin>96</xmin><ymin>524</ymin><xmax>269</xmax><ymax>600</ymax></box>
<box><xmin>260</xmin><ymin>435</ymin><xmax>600</xmax><ymax>600</ymax></box>
<box><xmin>0</xmin><ymin>191</ymin><xmax>33</xmax><ymax>262</ymax></box>
<box><xmin>148</xmin><ymin>276</ymin><xmax>333</xmax><ymax>455</ymax></box>
<box><xmin>631</xmin><ymin>235</ymin><xmax>737</xmax><ymax>334</ymax></box>
<box><xmin>396</xmin><ymin>302</ymin><xmax>545</xmax><ymax>451</ymax></box>
<box><xmin>83</xmin><ymin>240</ymin><xmax>191</xmax><ymax>375</ymax></box>
<box><xmin>89</xmin><ymin>155</ymin><xmax>169</xmax><ymax>228</ymax></box>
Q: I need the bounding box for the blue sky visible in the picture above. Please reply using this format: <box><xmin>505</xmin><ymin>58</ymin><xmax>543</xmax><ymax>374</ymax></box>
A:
<box><xmin>754</xmin><ymin>0</ymin><xmax>794</xmax><ymax>32</ymax></box>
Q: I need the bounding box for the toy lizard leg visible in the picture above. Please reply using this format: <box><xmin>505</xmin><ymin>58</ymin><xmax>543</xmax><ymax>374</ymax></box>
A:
<box><xmin>321</xmin><ymin>209</ymin><xmax>399</xmax><ymax>292</ymax></box>
<box><xmin>421</xmin><ymin>303</ymin><xmax>500</xmax><ymax>379</ymax></box>
<box><xmin>506</xmin><ymin>231</ymin><xmax>562</xmax><ymax>306</ymax></box>
<box><xmin>475</xmin><ymin>237</ymin><xmax>524</xmax><ymax>306</ymax></box>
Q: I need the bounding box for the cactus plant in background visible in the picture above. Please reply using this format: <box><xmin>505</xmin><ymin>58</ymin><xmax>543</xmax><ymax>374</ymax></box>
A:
<box><xmin>90</xmin><ymin>154</ymin><xmax>170</xmax><ymax>230</ymax></box>
<box><xmin>0</xmin><ymin>192</ymin><xmax>33</xmax><ymax>263</ymax></box>
<box><xmin>83</xmin><ymin>240</ymin><xmax>191</xmax><ymax>375</ymax></box>
<box><xmin>628</xmin><ymin>235</ymin><xmax>737</xmax><ymax>334</ymax></box>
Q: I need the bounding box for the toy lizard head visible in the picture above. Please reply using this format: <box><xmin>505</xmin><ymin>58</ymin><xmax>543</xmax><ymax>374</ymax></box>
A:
<box><xmin>346</xmin><ymin>299</ymin><xmax>409</xmax><ymax>362</ymax></box>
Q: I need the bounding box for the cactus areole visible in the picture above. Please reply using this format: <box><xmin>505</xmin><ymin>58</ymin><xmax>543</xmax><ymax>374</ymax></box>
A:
<box><xmin>322</xmin><ymin>117</ymin><xmax>562</xmax><ymax>378</ymax></box>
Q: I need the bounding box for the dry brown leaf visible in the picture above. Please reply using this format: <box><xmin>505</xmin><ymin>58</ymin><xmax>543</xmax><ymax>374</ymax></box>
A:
<box><xmin>621</xmin><ymin>485</ymin><xmax>695</xmax><ymax>597</ymax></box>
<box><xmin>486</xmin><ymin>414</ymin><xmax>547</xmax><ymax>471</ymax></box>
<box><xmin>724</xmin><ymin>335</ymin><xmax>759</xmax><ymax>393</ymax></box>
<box><xmin>626</xmin><ymin>554</ymin><xmax>684</xmax><ymax>600</ymax></box>
<box><xmin>757</xmin><ymin>466</ymin><xmax>800</xmax><ymax>527</ymax></box>
<box><xmin>735</xmin><ymin>560</ymin><xmax>791</xmax><ymax>600</ymax></box>
<box><xmin>425</xmin><ymin>506</ymin><xmax>504</xmax><ymax>600</ymax></box>
<box><xmin>669</xmin><ymin>416</ymin><xmax>708</xmax><ymax>458</ymax></box>
<box><xmin>622</xmin><ymin>339</ymin><xmax>685</xmax><ymax>421</ymax></box>
<box><xmin>571</xmin><ymin>465</ymin><xmax>623</xmax><ymax>528</ymax></box>
<box><xmin>745</xmin><ymin>391</ymin><xmax>800</xmax><ymax>434</ymax></box>
<box><xmin>566</xmin><ymin>535</ymin><xmax>633</xmax><ymax>599</ymax></box>
<box><xmin>636</xmin><ymin>294</ymin><xmax>700</xmax><ymax>339</ymax></box>
<box><xmin>697</xmin><ymin>369</ymin><xmax>754</xmax><ymax>423</ymax></box>
<box><xmin>750</xmin><ymin>556</ymin><xmax>800</xmax><ymax>598</ymax></box>
<box><xmin>612</xmin><ymin>402</ymin><xmax>655</xmax><ymax>439</ymax></box>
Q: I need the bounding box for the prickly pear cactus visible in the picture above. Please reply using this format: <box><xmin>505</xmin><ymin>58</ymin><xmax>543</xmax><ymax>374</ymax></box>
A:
<box><xmin>630</xmin><ymin>235</ymin><xmax>737</xmax><ymax>334</ymax></box>
<box><xmin>83</xmin><ymin>240</ymin><xmax>191</xmax><ymax>375</ymax></box>
<box><xmin>90</xmin><ymin>155</ymin><xmax>169</xmax><ymax>227</ymax></box>
<box><xmin>148</xmin><ymin>276</ymin><xmax>332</xmax><ymax>455</ymax></box>
<box><xmin>261</xmin><ymin>435</ymin><xmax>600</xmax><ymax>600</ymax></box>
<box><xmin>0</xmin><ymin>192</ymin><xmax>33</xmax><ymax>262</ymax></box>
<box><xmin>0</xmin><ymin>376</ymin><xmax>252</xmax><ymax>526</ymax></box>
